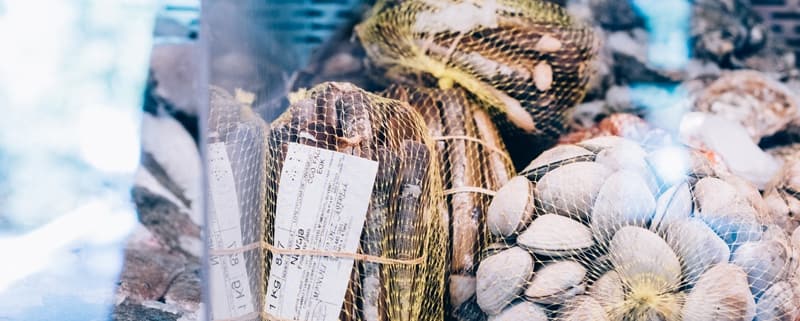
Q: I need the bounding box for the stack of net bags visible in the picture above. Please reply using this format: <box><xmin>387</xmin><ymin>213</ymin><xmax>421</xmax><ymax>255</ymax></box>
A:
<box><xmin>356</xmin><ymin>1</ymin><xmax>598</xmax><ymax>319</ymax></box>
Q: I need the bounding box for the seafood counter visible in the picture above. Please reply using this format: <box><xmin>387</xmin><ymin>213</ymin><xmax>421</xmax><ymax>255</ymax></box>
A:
<box><xmin>200</xmin><ymin>0</ymin><xmax>800</xmax><ymax>321</ymax></box>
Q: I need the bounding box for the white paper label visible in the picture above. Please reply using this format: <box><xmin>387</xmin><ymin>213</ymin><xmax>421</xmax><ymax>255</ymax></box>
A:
<box><xmin>207</xmin><ymin>142</ymin><xmax>256</xmax><ymax>320</ymax></box>
<box><xmin>266</xmin><ymin>143</ymin><xmax>379</xmax><ymax>321</ymax></box>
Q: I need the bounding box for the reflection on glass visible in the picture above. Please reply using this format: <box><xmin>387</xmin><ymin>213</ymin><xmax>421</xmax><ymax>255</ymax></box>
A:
<box><xmin>0</xmin><ymin>1</ymin><xmax>156</xmax><ymax>320</ymax></box>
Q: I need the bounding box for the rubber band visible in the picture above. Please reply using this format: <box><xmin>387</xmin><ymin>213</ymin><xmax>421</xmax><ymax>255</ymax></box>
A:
<box><xmin>209</xmin><ymin>241</ymin><xmax>426</xmax><ymax>266</ymax></box>
<box><xmin>443</xmin><ymin>186</ymin><xmax>496</xmax><ymax>197</ymax></box>
<box><xmin>214</xmin><ymin>309</ymin><xmax>354</xmax><ymax>321</ymax></box>
<box><xmin>431</xmin><ymin>135</ymin><xmax>513</xmax><ymax>164</ymax></box>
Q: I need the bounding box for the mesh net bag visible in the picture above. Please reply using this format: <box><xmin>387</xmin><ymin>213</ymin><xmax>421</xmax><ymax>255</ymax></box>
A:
<box><xmin>264</xmin><ymin>81</ymin><xmax>446</xmax><ymax>321</ymax></box>
<box><xmin>472</xmin><ymin>135</ymin><xmax>800</xmax><ymax>321</ymax></box>
<box><xmin>764</xmin><ymin>157</ymin><xmax>800</xmax><ymax>236</ymax></box>
<box><xmin>355</xmin><ymin>0</ymin><xmax>597</xmax><ymax>138</ymax></box>
<box><xmin>382</xmin><ymin>85</ymin><xmax>516</xmax><ymax>320</ymax></box>
<box><xmin>207</xmin><ymin>86</ymin><xmax>269</xmax><ymax>320</ymax></box>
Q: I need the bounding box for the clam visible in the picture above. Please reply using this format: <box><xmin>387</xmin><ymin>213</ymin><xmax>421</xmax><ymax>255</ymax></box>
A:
<box><xmin>577</xmin><ymin>135</ymin><xmax>633</xmax><ymax>152</ymax></box>
<box><xmin>646</xmin><ymin>146</ymin><xmax>691</xmax><ymax>185</ymax></box>
<box><xmin>723</xmin><ymin>174</ymin><xmax>770</xmax><ymax>221</ymax></box>
<box><xmin>650</xmin><ymin>182</ymin><xmax>693</xmax><ymax>232</ymax></box>
<box><xmin>559</xmin><ymin>295</ymin><xmax>609</xmax><ymax>321</ymax></box>
<box><xmin>764</xmin><ymin>191</ymin><xmax>795</xmax><ymax>233</ymax></box>
<box><xmin>535</xmin><ymin>162</ymin><xmax>612</xmax><ymax>220</ymax></box>
<box><xmin>449</xmin><ymin>275</ymin><xmax>476</xmax><ymax>308</ymax></box>
<box><xmin>518</xmin><ymin>214</ymin><xmax>593</xmax><ymax>257</ymax></box>
<box><xmin>590</xmin><ymin>170</ymin><xmax>656</xmax><ymax>242</ymax></box>
<box><xmin>694</xmin><ymin>177</ymin><xmax>763</xmax><ymax>245</ymax></box>
<box><xmin>755</xmin><ymin>281</ymin><xmax>798</xmax><ymax>321</ymax></box>
<box><xmin>488</xmin><ymin>301</ymin><xmax>548</xmax><ymax>321</ymax></box>
<box><xmin>487</xmin><ymin>176</ymin><xmax>534</xmax><ymax>237</ymax></box>
<box><xmin>588</xmin><ymin>270</ymin><xmax>625</xmax><ymax>314</ymax></box>
<box><xmin>523</xmin><ymin>144</ymin><xmax>593</xmax><ymax>173</ymax></box>
<box><xmin>665</xmin><ymin>218</ymin><xmax>730</xmax><ymax>284</ymax></box>
<box><xmin>732</xmin><ymin>239</ymin><xmax>789</xmax><ymax>297</ymax></box>
<box><xmin>686</xmin><ymin>148</ymin><xmax>723</xmax><ymax>177</ymax></box>
<box><xmin>609</xmin><ymin>226</ymin><xmax>681</xmax><ymax>290</ymax></box>
<box><xmin>476</xmin><ymin>247</ymin><xmax>534</xmax><ymax>315</ymax></box>
<box><xmin>594</xmin><ymin>141</ymin><xmax>658</xmax><ymax>194</ymax></box>
<box><xmin>524</xmin><ymin>260</ymin><xmax>587</xmax><ymax>305</ymax></box>
<box><xmin>682</xmin><ymin>263</ymin><xmax>756</xmax><ymax>321</ymax></box>
<box><xmin>762</xmin><ymin>225</ymin><xmax>798</xmax><ymax>275</ymax></box>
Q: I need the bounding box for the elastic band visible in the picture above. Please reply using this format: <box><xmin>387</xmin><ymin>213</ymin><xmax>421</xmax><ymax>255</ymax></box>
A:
<box><xmin>209</xmin><ymin>241</ymin><xmax>426</xmax><ymax>266</ymax></box>
<box><xmin>443</xmin><ymin>186</ymin><xmax>496</xmax><ymax>197</ymax></box>
<box><xmin>431</xmin><ymin>135</ymin><xmax>513</xmax><ymax>164</ymax></box>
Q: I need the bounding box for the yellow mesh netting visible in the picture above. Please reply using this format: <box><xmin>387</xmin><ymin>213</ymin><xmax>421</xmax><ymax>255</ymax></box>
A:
<box><xmin>382</xmin><ymin>85</ymin><xmax>516</xmax><ymax>320</ymax></box>
<box><xmin>472</xmin><ymin>136</ymin><xmax>800</xmax><ymax>321</ymax></box>
<box><xmin>265</xmin><ymin>82</ymin><xmax>446</xmax><ymax>321</ymax></box>
<box><xmin>207</xmin><ymin>86</ymin><xmax>270</xmax><ymax>320</ymax></box>
<box><xmin>356</xmin><ymin>0</ymin><xmax>597</xmax><ymax>138</ymax></box>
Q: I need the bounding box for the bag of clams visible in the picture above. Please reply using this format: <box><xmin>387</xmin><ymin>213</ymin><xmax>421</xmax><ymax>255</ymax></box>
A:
<box><xmin>475</xmin><ymin>135</ymin><xmax>800</xmax><ymax>321</ymax></box>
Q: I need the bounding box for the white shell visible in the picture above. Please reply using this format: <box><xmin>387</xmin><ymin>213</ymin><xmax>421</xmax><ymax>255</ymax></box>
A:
<box><xmin>523</xmin><ymin>144</ymin><xmax>593</xmax><ymax>173</ymax></box>
<box><xmin>765</xmin><ymin>191</ymin><xmax>794</xmax><ymax>233</ymax></box>
<box><xmin>518</xmin><ymin>214</ymin><xmax>594</xmax><ymax>257</ymax></box>
<box><xmin>646</xmin><ymin>146</ymin><xmax>691</xmax><ymax>185</ymax></box>
<box><xmin>594</xmin><ymin>141</ymin><xmax>658</xmax><ymax>195</ymax></box>
<box><xmin>609</xmin><ymin>226</ymin><xmax>681</xmax><ymax>290</ymax></box>
<box><xmin>588</xmin><ymin>270</ymin><xmax>624</xmax><ymax>314</ymax></box>
<box><xmin>723</xmin><ymin>174</ymin><xmax>770</xmax><ymax>221</ymax></box>
<box><xmin>732</xmin><ymin>239</ymin><xmax>789</xmax><ymax>297</ymax></box>
<box><xmin>755</xmin><ymin>281</ymin><xmax>798</xmax><ymax>321</ymax></box>
<box><xmin>533</xmin><ymin>62</ymin><xmax>553</xmax><ymax>91</ymax></box>
<box><xmin>536</xmin><ymin>162</ymin><xmax>613</xmax><ymax>220</ymax></box>
<box><xmin>682</xmin><ymin>263</ymin><xmax>756</xmax><ymax>321</ymax></box>
<box><xmin>651</xmin><ymin>182</ymin><xmax>693</xmax><ymax>232</ymax></box>
<box><xmin>476</xmin><ymin>247</ymin><xmax>534</xmax><ymax>315</ymax></box>
<box><xmin>524</xmin><ymin>261</ymin><xmax>587</xmax><ymax>305</ymax></box>
<box><xmin>559</xmin><ymin>296</ymin><xmax>609</xmax><ymax>321</ymax></box>
<box><xmin>449</xmin><ymin>274</ymin><xmax>476</xmax><ymax>308</ymax></box>
<box><xmin>487</xmin><ymin>176</ymin><xmax>534</xmax><ymax>237</ymax></box>
<box><xmin>665</xmin><ymin>218</ymin><xmax>731</xmax><ymax>284</ymax></box>
<box><xmin>578</xmin><ymin>135</ymin><xmax>632</xmax><ymax>152</ymax></box>
<box><xmin>535</xmin><ymin>34</ymin><xmax>562</xmax><ymax>53</ymax></box>
<box><xmin>694</xmin><ymin>177</ymin><xmax>763</xmax><ymax>245</ymax></box>
<box><xmin>488</xmin><ymin>301</ymin><xmax>548</xmax><ymax>321</ymax></box>
<box><xmin>590</xmin><ymin>170</ymin><xmax>656</xmax><ymax>242</ymax></box>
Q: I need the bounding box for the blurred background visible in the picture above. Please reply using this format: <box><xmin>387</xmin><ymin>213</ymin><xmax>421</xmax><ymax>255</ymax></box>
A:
<box><xmin>0</xmin><ymin>1</ymin><xmax>200</xmax><ymax>320</ymax></box>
